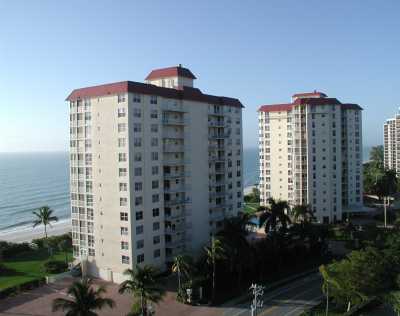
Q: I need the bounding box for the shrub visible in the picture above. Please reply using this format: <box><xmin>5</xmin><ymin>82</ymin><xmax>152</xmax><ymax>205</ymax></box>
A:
<box><xmin>0</xmin><ymin>241</ymin><xmax>33</xmax><ymax>259</ymax></box>
<box><xmin>32</xmin><ymin>233</ymin><xmax>72</xmax><ymax>250</ymax></box>
<box><xmin>0</xmin><ymin>263</ymin><xmax>15</xmax><ymax>276</ymax></box>
<box><xmin>43</xmin><ymin>260</ymin><xmax>68</xmax><ymax>274</ymax></box>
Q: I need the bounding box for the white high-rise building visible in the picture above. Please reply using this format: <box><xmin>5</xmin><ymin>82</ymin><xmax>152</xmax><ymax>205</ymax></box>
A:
<box><xmin>384</xmin><ymin>114</ymin><xmax>399</xmax><ymax>173</ymax></box>
<box><xmin>67</xmin><ymin>66</ymin><xmax>244</xmax><ymax>282</ymax></box>
<box><xmin>258</xmin><ymin>91</ymin><xmax>363</xmax><ymax>223</ymax></box>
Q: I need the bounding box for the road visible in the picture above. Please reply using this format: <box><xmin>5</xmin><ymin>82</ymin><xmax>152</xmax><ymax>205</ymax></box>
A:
<box><xmin>223</xmin><ymin>273</ymin><xmax>323</xmax><ymax>316</ymax></box>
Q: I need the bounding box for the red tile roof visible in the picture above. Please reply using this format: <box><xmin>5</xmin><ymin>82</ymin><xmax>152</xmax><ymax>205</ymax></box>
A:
<box><xmin>145</xmin><ymin>66</ymin><xmax>196</xmax><ymax>80</ymax></box>
<box><xmin>292</xmin><ymin>91</ymin><xmax>327</xmax><ymax>98</ymax></box>
<box><xmin>342</xmin><ymin>103</ymin><xmax>363</xmax><ymax>110</ymax></box>
<box><xmin>66</xmin><ymin>81</ymin><xmax>243</xmax><ymax>108</ymax></box>
<box><xmin>258</xmin><ymin>97</ymin><xmax>360</xmax><ymax>112</ymax></box>
<box><xmin>258</xmin><ymin>104</ymin><xmax>293</xmax><ymax>112</ymax></box>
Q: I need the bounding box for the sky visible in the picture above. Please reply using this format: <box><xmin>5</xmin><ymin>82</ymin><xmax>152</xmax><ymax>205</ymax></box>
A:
<box><xmin>0</xmin><ymin>0</ymin><xmax>399</xmax><ymax>152</ymax></box>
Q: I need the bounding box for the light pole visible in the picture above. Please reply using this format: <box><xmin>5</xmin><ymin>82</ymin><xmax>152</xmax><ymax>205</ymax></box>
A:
<box><xmin>186</xmin><ymin>288</ymin><xmax>193</xmax><ymax>304</ymax></box>
<box><xmin>250</xmin><ymin>283</ymin><xmax>265</xmax><ymax>316</ymax></box>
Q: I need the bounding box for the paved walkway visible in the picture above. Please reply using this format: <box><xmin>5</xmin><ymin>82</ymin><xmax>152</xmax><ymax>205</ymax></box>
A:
<box><xmin>0</xmin><ymin>277</ymin><xmax>223</xmax><ymax>316</ymax></box>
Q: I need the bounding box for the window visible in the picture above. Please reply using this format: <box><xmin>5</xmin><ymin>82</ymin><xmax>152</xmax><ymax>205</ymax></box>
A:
<box><xmin>121</xmin><ymin>227</ymin><xmax>128</xmax><ymax>235</ymax></box>
<box><xmin>119</xmin><ymin>168</ymin><xmax>127</xmax><ymax>177</ymax></box>
<box><xmin>153</xmin><ymin>222</ymin><xmax>160</xmax><ymax>231</ymax></box>
<box><xmin>88</xmin><ymin>248</ymin><xmax>95</xmax><ymax>256</ymax></box>
<box><xmin>154</xmin><ymin>249</ymin><xmax>161</xmax><ymax>258</ymax></box>
<box><xmin>134</xmin><ymin>123</ymin><xmax>141</xmax><ymax>132</ymax></box>
<box><xmin>152</xmin><ymin>208</ymin><xmax>160</xmax><ymax>217</ymax></box>
<box><xmin>121</xmin><ymin>241</ymin><xmax>129</xmax><ymax>250</ymax></box>
<box><xmin>135</xmin><ymin>182</ymin><xmax>142</xmax><ymax>191</ymax></box>
<box><xmin>118</xmin><ymin>108</ymin><xmax>126</xmax><ymax>117</ymax></box>
<box><xmin>150</xmin><ymin>109</ymin><xmax>158</xmax><ymax>118</ymax></box>
<box><xmin>150</xmin><ymin>95</ymin><xmax>157</xmax><ymax>104</ymax></box>
<box><xmin>136</xmin><ymin>225</ymin><xmax>143</xmax><ymax>235</ymax></box>
<box><xmin>152</xmin><ymin>180</ymin><xmax>159</xmax><ymax>189</ymax></box>
<box><xmin>118</xmin><ymin>94</ymin><xmax>126</xmax><ymax>103</ymax></box>
<box><xmin>120</xmin><ymin>212</ymin><xmax>128</xmax><ymax>221</ymax></box>
<box><xmin>152</xmin><ymin>194</ymin><xmax>159</xmax><ymax>203</ymax></box>
<box><xmin>118</xmin><ymin>138</ymin><xmax>126</xmax><ymax>147</ymax></box>
<box><xmin>119</xmin><ymin>153</ymin><xmax>127</xmax><ymax>162</ymax></box>
<box><xmin>151</xmin><ymin>138</ymin><xmax>158</xmax><ymax>147</ymax></box>
<box><xmin>133</xmin><ymin>108</ymin><xmax>141</xmax><ymax>118</ymax></box>
<box><xmin>133</xmin><ymin>93</ymin><xmax>141</xmax><ymax>103</ymax></box>
<box><xmin>134</xmin><ymin>152</ymin><xmax>142</xmax><ymax>162</ymax></box>
<box><xmin>119</xmin><ymin>183</ymin><xmax>127</xmax><ymax>191</ymax></box>
<box><xmin>122</xmin><ymin>255</ymin><xmax>130</xmax><ymax>264</ymax></box>
<box><xmin>151</xmin><ymin>124</ymin><xmax>158</xmax><ymax>132</ymax></box>
<box><xmin>134</xmin><ymin>138</ymin><xmax>142</xmax><ymax>147</ymax></box>
<box><xmin>134</xmin><ymin>168</ymin><xmax>142</xmax><ymax>176</ymax></box>
<box><xmin>151</xmin><ymin>152</ymin><xmax>158</xmax><ymax>161</ymax></box>
<box><xmin>152</xmin><ymin>166</ymin><xmax>159</xmax><ymax>175</ymax></box>
<box><xmin>118</xmin><ymin>123</ymin><xmax>126</xmax><ymax>132</ymax></box>
<box><xmin>136</xmin><ymin>240</ymin><xmax>144</xmax><ymax>249</ymax></box>
<box><xmin>153</xmin><ymin>236</ymin><xmax>160</xmax><ymax>245</ymax></box>
<box><xmin>133</xmin><ymin>195</ymin><xmax>143</xmax><ymax>206</ymax></box>
<box><xmin>137</xmin><ymin>254</ymin><xmax>144</xmax><ymax>263</ymax></box>
<box><xmin>120</xmin><ymin>197</ymin><xmax>127</xmax><ymax>206</ymax></box>
<box><xmin>136</xmin><ymin>211</ymin><xmax>143</xmax><ymax>220</ymax></box>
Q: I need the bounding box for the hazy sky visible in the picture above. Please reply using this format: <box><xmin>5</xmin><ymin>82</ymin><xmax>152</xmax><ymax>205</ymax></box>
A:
<box><xmin>1</xmin><ymin>1</ymin><xmax>399</xmax><ymax>152</ymax></box>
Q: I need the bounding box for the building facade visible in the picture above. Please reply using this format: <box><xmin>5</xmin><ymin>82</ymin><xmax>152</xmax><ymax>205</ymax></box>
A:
<box><xmin>67</xmin><ymin>66</ymin><xmax>244</xmax><ymax>282</ymax></box>
<box><xmin>384</xmin><ymin>114</ymin><xmax>399</xmax><ymax>173</ymax></box>
<box><xmin>258</xmin><ymin>92</ymin><xmax>363</xmax><ymax>223</ymax></box>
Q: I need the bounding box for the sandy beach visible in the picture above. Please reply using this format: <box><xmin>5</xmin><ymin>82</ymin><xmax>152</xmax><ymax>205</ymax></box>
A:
<box><xmin>0</xmin><ymin>219</ymin><xmax>71</xmax><ymax>243</ymax></box>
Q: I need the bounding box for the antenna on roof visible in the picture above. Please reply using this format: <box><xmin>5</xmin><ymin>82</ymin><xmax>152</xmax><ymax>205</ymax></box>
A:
<box><xmin>179</xmin><ymin>64</ymin><xmax>182</xmax><ymax>68</ymax></box>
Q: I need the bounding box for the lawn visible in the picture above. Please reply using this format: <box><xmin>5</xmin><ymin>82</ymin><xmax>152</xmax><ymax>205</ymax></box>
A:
<box><xmin>244</xmin><ymin>202</ymin><xmax>259</xmax><ymax>215</ymax></box>
<box><xmin>0</xmin><ymin>248</ymin><xmax>73</xmax><ymax>290</ymax></box>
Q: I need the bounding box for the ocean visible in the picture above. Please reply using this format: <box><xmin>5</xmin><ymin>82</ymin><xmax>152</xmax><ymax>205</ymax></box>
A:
<box><xmin>0</xmin><ymin>147</ymin><xmax>373</xmax><ymax>234</ymax></box>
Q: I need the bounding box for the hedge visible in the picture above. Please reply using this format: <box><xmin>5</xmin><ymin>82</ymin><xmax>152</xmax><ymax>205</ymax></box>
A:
<box><xmin>0</xmin><ymin>278</ymin><xmax>45</xmax><ymax>299</ymax></box>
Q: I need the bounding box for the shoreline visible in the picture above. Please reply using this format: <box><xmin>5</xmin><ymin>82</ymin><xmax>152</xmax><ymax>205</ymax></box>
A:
<box><xmin>1</xmin><ymin>185</ymin><xmax>257</xmax><ymax>244</ymax></box>
<box><xmin>0</xmin><ymin>219</ymin><xmax>71</xmax><ymax>243</ymax></box>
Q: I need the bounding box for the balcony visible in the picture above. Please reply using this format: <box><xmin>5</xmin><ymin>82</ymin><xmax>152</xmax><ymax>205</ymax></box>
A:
<box><xmin>164</xmin><ymin>197</ymin><xmax>191</xmax><ymax>207</ymax></box>
<box><xmin>162</xmin><ymin>118</ymin><xmax>187</xmax><ymax>125</ymax></box>
<box><xmin>209</xmin><ymin>191</ymin><xmax>226</xmax><ymax>198</ymax></box>
<box><xmin>209</xmin><ymin>155</ymin><xmax>225</xmax><ymax>163</ymax></box>
<box><xmin>163</xmin><ymin>171</ymin><xmax>190</xmax><ymax>179</ymax></box>
<box><xmin>163</xmin><ymin>158</ymin><xmax>190</xmax><ymax>166</ymax></box>
<box><xmin>162</xmin><ymin>131</ymin><xmax>185</xmax><ymax>139</ymax></box>
<box><xmin>208</xmin><ymin>133</ymin><xmax>230</xmax><ymax>139</ymax></box>
<box><xmin>165</xmin><ymin>238</ymin><xmax>186</xmax><ymax>248</ymax></box>
<box><xmin>164</xmin><ymin>184</ymin><xmax>190</xmax><ymax>193</ymax></box>
<box><xmin>162</xmin><ymin>103</ymin><xmax>186</xmax><ymax>113</ymax></box>
<box><xmin>208</xmin><ymin>121</ymin><xmax>226</xmax><ymax>127</ymax></box>
<box><xmin>165</xmin><ymin>208</ymin><xmax>191</xmax><ymax>220</ymax></box>
<box><xmin>208</xmin><ymin>143</ymin><xmax>225</xmax><ymax>150</ymax></box>
<box><xmin>163</xmin><ymin>144</ymin><xmax>185</xmax><ymax>152</ymax></box>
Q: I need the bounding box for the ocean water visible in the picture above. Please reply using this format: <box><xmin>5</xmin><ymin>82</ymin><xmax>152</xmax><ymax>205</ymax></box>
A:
<box><xmin>0</xmin><ymin>153</ymin><xmax>70</xmax><ymax>234</ymax></box>
<box><xmin>0</xmin><ymin>147</ymin><xmax>373</xmax><ymax>234</ymax></box>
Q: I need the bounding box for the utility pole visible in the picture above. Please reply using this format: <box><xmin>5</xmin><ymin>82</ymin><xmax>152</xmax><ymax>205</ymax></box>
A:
<box><xmin>250</xmin><ymin>283</ymin><xmax>265</xmax><ymax>316</ymax></box>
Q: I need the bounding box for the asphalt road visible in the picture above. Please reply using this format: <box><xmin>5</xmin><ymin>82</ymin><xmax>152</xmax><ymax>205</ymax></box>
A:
<box><xmin>223</xmin><ymin>273</ymin><xmax>323</xmax><ymax>316</ymax></box>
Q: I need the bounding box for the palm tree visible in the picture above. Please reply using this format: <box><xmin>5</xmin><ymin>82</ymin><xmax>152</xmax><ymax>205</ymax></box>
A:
<box><xmin>291</xmin><ymin>204</ymin><xmax>315</xmax><ymax>224</ymax></box>
<box><xmin>52</xmin><ymin>278</ymin><xmax>115</xmax><ymax>316</ymax></box>
<box><xmin>218</xmin><ymin>214</ymin><xmax>252</xmax><ymax>286</ymax></box>
<box><xmin>172</xmin><ymin>255</ymin><xmax>190</xmax><ymax>295</ymax></box>
<box><xmin>119</xmin><ymin>265</ymin><xmax>165</xmax><ymax>316</ymax></box>
<box><xmin>33</xmin><ymin>206</ymin><xmax>58</xmax><ymax>238</ymax></box>
<box><xmin>204</xmin><ymin>236</ymin><xmax>226</xmax><ymax>302</ymax></box>
<box><xmin>259</xmin><ymin>198</ymin><xmax>291</xmax><ymax>233</ymax></box>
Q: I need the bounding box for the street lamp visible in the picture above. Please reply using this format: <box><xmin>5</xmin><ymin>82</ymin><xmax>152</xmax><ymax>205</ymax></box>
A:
<box><xmin>250</xmin><ymin>283</ymin><xmax>265</xmax><ymax>316</ymax></box>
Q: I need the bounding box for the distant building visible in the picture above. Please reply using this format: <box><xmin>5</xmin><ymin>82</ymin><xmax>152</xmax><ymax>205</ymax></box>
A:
<box><xmin>384</xmin><ymin>115</ymin><xmax>398</xmax><ymax>172</ymax></box>
<box><xmin>67</xmin><ymin>65</ymin><xmax>244</xmax><ymax>282</ymax></box>
<box><xmin>258</xmin><ymin>91</ymin><xmax>363</xmax><ymax>223</ymax></box>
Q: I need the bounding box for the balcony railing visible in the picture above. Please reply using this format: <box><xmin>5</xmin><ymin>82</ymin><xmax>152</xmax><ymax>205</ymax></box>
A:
<box><xmin>162</xmin><ymin>103</ymin><xmax>186</xmax><ymax>112</ymax></box>
<box><xmin>164</xmin><ymin>197</ymin><xmax>191</xmax><ymax>207</ymax></box>
<box><xmin>163</xmin><ymin>171</ymin><xmax>191</xmax><ymax>179</ymax></box>
<box><xmin>163</xmin><ymin>144</ymin><xmax>185</xmax><ymax>152</ymax></box>
<box><xmin>162</xmin><ymin>118</ymin><xmax>187</xmax><ymax>125</ymax></box>
<box><xmin>162</xmin><ymin>131</ymin><xmax>185</xmax><ymax>139</ymax></box>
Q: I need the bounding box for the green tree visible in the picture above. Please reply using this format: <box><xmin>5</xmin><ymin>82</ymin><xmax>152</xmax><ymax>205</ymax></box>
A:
<box><xmin>259</xmin><ymin>198</ymin><xmax>291</xmax><ymax>233</ymax></box>
<box><xmin>204</xmin><ymin>236</ymin><xmax>226</xmax><ymax>301</ymax></box>
<box><xmin>291</xmin><ymin>204</ymin><xmax>315</xmax><ymax>224</ymax></box>
<box><xmin>52</xmin><ymin>278</ymin><xmax>115</xmax><ymax>316</ymax></box>
<box><xmin>119</xmin><ymin>265</ymin><xmax>165</xmax><ymax>316</ymax></box>
<box><xmin>375</xmin><ymin>170</ymin><xmax>397</xmax><ymax>227</ymax></box>
<box><xmin>370</xmin><ymin>145</ymin><xmax>384</xmax><ymax>169</ymax></box>
<box><xmin>32</xmin><ymin>206</ymin><xmax>58</xmax><ymax>239</ymax></box>
<box><xmin>386</xmin><ymin>291</ymin><xmax>400</xmax><ymax>316</ymax></box>
<box><xmin>58</xmin><ymin>239</ymin><xmax>72</xmax><ymax>264</ymax></box>
<box><xmin>218</xmin><ymin>214</ymin><xmax>253</xmax><ymax>286</ymax></box>
<box><xmin>172</xmin><ymin>255</ymin><xmax>190</xmax><ymax>296</ymax></box>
